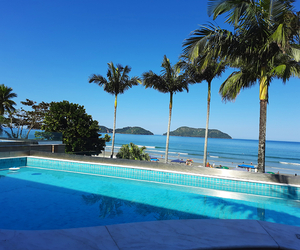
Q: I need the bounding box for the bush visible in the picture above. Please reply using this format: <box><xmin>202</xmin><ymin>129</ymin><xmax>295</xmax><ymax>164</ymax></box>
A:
<box><xmin>116</xmin><ymin>142</ymin><xmax>150</xmax><ymax>161</ymax></box>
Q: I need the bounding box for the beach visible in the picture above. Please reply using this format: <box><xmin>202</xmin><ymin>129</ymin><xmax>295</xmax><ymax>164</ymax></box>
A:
<box><xmin>102</xmin><ymin>134</ymin><xmax>300</xmax><ymax>175</ymax></box>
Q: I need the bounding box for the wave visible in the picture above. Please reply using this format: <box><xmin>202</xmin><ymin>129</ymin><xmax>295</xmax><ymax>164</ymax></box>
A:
<box><xmin>145</xmin><ymin>149</ymin><xmax>188</xmax><ymax>155</ymax></box>
<box><xmin>146</xmin><ymin>149</ymin><xmax>165</xmax><ymax>153</ymax></box>
<box><xmin>105</xmin><ymin>146</ymin><xmax>121</xmax><ymax>149</ymax></box>
<box><xmin>209</xmin><ymin>155</ymin><xmax>219</xmax><ymax>158</ymax></box>
<box><xmin>279</xmin><ymin>162</ymin><xmax>300</xmax><ymax>166</ymax></box>
<box><xmin>137</xmin><ymin>145</ymin><xmax>155</xmax><ymax>149</ymax></box>
<box><xmin>169</xmin><ymin>151</ymin><xmax>188</xmax><ymax>155</ymax></box>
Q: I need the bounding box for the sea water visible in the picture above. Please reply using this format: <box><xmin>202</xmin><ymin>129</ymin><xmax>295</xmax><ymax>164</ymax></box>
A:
<box><xmin>104</xmin><ymin>134</ymin><xmax>300</xmax><ymax>175</ymax></box>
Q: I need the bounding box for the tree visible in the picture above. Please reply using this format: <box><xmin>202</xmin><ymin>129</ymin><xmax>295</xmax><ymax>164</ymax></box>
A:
<box><xmin>116</xmin><ymin>142</ymin><xmax>150</xmax><ymax>161</ymax></box>
<box><xmin>179</xmin><ymin>55</ymin><xmax>225</xmax><ymax>168</ymax></box>
<box><xmin>183</xmin><ymin>0</ymin><xmax>300</xmax><ymax>172</ymax></box>
<box><xmin>2</xmin><ymin>99</ymin><xmax>50</xmax><ymax>139</ymax></box>
<box><xmin>42</xmin><ymin>100</ymin><xmax>110</xmax><ymax>154</ymax></box>
<box><xmin>89</xmin><ymin>62</ymin><xmax>140</xmax><ymax>158</ymax></box>
<box><xmin>0</xmin><ymin>84</ymin><xmax>17</xmax><ymax>115</ymax></box>
<box><xmin>142</xmin><ymin>55</ymin><xmax>191</xmax><ymax>163</ymax></box>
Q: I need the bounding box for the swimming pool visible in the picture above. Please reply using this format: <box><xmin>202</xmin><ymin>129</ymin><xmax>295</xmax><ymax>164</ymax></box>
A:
<box><xmin>0</xmin><ymin>156</ymin><xmax>300</xmax><ymax>230</ymax></box>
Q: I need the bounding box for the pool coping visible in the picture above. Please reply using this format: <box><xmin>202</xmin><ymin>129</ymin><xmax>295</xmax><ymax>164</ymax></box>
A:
<box><xmin>1</xmin><ymin>219</ymin><xmax>299</xmax><ymax>250</ymax></box>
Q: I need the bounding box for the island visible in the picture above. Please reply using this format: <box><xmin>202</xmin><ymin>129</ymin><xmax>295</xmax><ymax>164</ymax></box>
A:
<box><xmin>99</xmin><ymin>126</ymin><xmax>154</xmax><ymax>135</ymax></box>
<box><xmin>163</xmin><ymin>126</ymin><xmax>232</xmax><ymax>139</ymax></box>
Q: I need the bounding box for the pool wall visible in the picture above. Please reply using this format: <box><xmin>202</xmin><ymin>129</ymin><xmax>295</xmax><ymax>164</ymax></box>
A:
<box><xmin>1</xmin><ymin>156</ymin><xmax>299</xmax><ymax>200</ymax></box>
<box><xmin>0</xmin><ymin>157</ymin><xmax>27</xmax><ymax>169</ymax></box>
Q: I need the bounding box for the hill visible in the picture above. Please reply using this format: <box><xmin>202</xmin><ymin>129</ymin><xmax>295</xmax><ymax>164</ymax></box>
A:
<box><xmin>99</xmin><ymin>126</ymin><xmax>153</xmax><ymax>135</ymax></box>
<box><xmin>163</xmin><ymin>126</ymin><xmax>232</xmax><ymax>139</ymax></box>
<box><xmin>99</xmin><ymin>126</ymin><xmax>112</xmax><ymax>133</ymax></box>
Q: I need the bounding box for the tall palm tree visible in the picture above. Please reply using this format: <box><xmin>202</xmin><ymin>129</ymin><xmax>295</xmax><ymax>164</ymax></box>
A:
<box><xmin>183</xmin><ymin>0</ymin><xmax>300</xmax><ymax>172</ymax></box>
<box><xmin>89</xmin><ymin>62</ymin><xmax>141</xmax><ymax>158</ymax></box>
<box><xmin>0</xmin><ymin>84</ymin><xmax>17</xmax><ymax>115</ymax></box>
<box><xmin>180</xmin><ymin>56</ymin><xmax>226</xmax><ymax>168</ymax></box>
<box><xmin>142</xmin><ymin>55</ymin><xmax>191</xmax><ymax>163</ymax></box>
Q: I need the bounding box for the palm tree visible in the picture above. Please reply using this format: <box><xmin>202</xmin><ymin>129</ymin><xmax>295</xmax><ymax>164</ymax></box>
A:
<box><xmin>89</xmin><ymin>62</ymin><xmax>141</xmax><ymax>158</ymax></box>
<box><xmin>183</xmin><ymin>0</ymin><xmax>300</xmax><ymax>172</ymax></box>
<box><xmin>180</xmin><ymin>55</ymin><xmax>226</xmax><ymax>168</ymax></box>
<box><xmin>142</xmin><ymin>55</ymin><xmax>191</xmax><ymax>163</ymax></box>
<box><xmin>0</xmin><ymin>84</ymin><xmax>17</xmax><ymax>115</ymax></box>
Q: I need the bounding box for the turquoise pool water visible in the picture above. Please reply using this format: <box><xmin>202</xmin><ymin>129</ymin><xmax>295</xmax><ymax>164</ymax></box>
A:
<box><xmin>1</xmin><ymin>165</ymin><xmax>300</xmax><ymax>230</ymax></box>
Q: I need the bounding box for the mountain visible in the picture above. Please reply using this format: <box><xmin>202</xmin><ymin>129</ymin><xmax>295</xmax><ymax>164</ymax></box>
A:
<box><xmin>99</xmin><ymin>126</ymin><xmax>112</xmax><ymax>133</ymax></box>
<box><xmin>163</xmin><ymin>126</ymin><xmax>232</xmax><ymax>139</ymax></box>
<box><xmin>99</xmin><ymin>126</ymin><xmax>153</xmax><ymax>135</ymax></box>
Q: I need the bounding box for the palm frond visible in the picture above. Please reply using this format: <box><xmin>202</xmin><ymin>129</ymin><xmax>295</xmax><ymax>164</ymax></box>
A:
<box><xmin>89</xmin><ymin>62</ymin><xmax>139</xmax><ymax>96</ymax></box>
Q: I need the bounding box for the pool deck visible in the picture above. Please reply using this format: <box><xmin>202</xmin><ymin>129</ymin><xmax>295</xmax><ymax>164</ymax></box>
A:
<box><xmin>1</xmin><ymin>219</ymin><xmax>300</xmax><ymax>250</ymax></box>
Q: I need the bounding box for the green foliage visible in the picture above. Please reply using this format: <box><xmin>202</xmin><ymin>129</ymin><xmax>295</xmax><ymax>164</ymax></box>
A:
<box><xmin>164</xmin><ymin>126</ymin><xmax>232</xmax><ymax>139</ymax></box>
<box><xmin>142</xmin><ymin>55</ymin><xmax>191</xmax><ymax>95</ymax></box>
<box><xmin>2</xmin><ymin>99</ymin><xmax>50</xmax><ymax>139</ymax></box>
<box><xmin>89</xmin><ymin>62</ymin><xmax>141</xmax><ymax>96</ymax></box>
<box><xmin>116</xmin><ymin>143</ymin><xmax>150</xmax><ymax>161</ymax></box>
<box><xmin>0</xmin><ymin>84</ymin><xmax>17</xmax><ymax>115</ymax></box>
<box><xmin>42</xmin><ymin>100</ymin><xmax>110</xmax><ymax>154</ymax></box>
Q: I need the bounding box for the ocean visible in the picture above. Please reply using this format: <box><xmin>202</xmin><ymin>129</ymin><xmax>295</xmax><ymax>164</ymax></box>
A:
<box><xmin>104</xmin><ymin>133</ymin><xmax>300</xmax><ymax>175</ymax></box>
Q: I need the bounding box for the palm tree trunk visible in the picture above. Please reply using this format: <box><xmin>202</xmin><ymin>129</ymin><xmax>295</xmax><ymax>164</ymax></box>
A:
<box><xmin>165</xmin><ymin>92</ymin><xmax>173</xmax><ymax>163</ymax></box>
<box><xmin>257</xmin><ymin>69</ymin><xmax>268</xmax><ymax>173</ymax></box>
<box><xmin>111</xmin><ymin>94</ymin><xmax>117</xmax><ymax>158</ymax></box>
<box><xmin>258</xmin><ymin>100</ymin><xmax>267</xmax><ymax>172</ymax></box>
<box><xmin>203</xmin><ymin>81</ymin><xmax>211</xmax><ymax>167</ymax></box>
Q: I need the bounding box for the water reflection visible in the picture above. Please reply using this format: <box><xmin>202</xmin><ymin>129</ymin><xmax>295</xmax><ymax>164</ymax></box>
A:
<box><xmin>82</xmin><ymin>193</ymin><xmax>207</xmax><ymax>221</ymax></box>
<box><xmin>82</xmin><ymin>194</ymin><xmax>133</xmax><ymax>219</ymax></box>
<box><xmin>257</xmin><ymin>206</ymin><xmax>265</xmax><ymax>221</ymax></box>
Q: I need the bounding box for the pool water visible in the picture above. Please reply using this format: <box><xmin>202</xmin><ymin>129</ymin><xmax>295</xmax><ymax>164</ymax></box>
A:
<box><xmin>1</xmin><ymin>167</ymin><xmax>300</xmax><ymax>230</ymax></box>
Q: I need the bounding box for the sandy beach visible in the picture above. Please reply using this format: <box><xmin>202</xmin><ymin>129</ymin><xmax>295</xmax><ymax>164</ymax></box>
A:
<box><xmin>94</xmin><ymin>151</ymin><xmax>244</xmax><ymax>171</ymax></box>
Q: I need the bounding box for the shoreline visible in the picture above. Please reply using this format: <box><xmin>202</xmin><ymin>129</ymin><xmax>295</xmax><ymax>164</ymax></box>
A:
<box><xmin>96</xmin><ymin>151</ymin><xmax>298</xmax><ymax>176</ymax></box>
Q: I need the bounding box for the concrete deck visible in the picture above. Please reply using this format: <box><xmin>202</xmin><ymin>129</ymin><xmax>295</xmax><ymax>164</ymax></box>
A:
<box><xmin>1</xmin><ymin>219</ymin><xmax>300</xmax><ymax>250</ymax></box>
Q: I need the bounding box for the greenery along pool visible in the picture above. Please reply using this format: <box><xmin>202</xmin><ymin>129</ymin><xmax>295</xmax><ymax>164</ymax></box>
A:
<box><xmin>0</xmin><ymin>166</ymin><xmax>300</xmax><ymax>230</ymax></box>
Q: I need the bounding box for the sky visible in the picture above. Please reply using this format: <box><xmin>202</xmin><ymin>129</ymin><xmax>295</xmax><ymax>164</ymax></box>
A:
<box><xmin>1</xmin><ymin>0</ymin><xmax>300</xmax><ymax>142</ymax></box>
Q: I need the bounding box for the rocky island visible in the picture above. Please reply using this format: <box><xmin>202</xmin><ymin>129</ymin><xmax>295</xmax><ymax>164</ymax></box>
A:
<box><xmin>99</xmin><ymin>126</ymin><xmax>154</xmax><ymax>135</ymax></box>
<box><xmin>163</xmin><ymin>126</ymin><xmax>232</xmax><ymax>139</ymax></box>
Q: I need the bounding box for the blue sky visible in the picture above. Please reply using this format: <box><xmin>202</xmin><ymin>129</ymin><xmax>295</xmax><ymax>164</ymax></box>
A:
<box><xmin>1</xmin><ymin>0</ymin><xmax>300</xmax><ymax>142</ymax></box>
